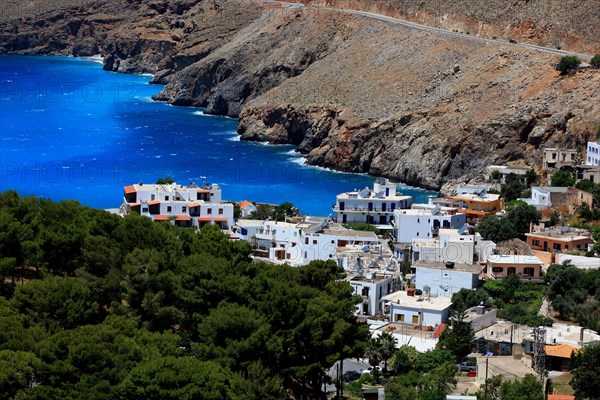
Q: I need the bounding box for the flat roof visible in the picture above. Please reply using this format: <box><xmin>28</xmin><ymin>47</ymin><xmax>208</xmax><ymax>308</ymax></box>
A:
<box><xmin>533</xmin><ymin>186</ymin><xmax>569</xmax><ymax>193</ymax></box>
<box><xmin>451</xmin><ymin>193</ymin><xmax>501</xmax><ymax>201</ymax></box>
<box><xmin>382</xmin><ymin>291</ymin><xmax>452</xmax><ymax>311</ymax></box>
<box><xmin>234</xmin><ymin>219</ymin><xmax>264</xmax><ymax>228</ymax></box>
<box><xmin>525</xmin><ymin>232</ymin><xmax>591</xmax><ymax>242</ymax></box>
<box><xmin>336</xmin><ymin>192</ymin><xmax>412</xmax><ymax>201</ymax></box>
<box><xmin>413</xmin><ymin>260</ymin><xmax>483</xmax><ymax>274</ymax></box>
<box><xmin>395</xmin><ymin>209</ymin><xmax>456</xmax><ymax>216</ymax></box>
<box><xmin>487</xmin><ymin>255</ymin><xmax>542</xmax><ymax>265</ymax></box>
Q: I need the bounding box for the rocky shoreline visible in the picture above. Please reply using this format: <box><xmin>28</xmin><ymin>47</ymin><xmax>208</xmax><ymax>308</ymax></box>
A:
<box><xmin>1</xmin><ymin>0</ymin><xmax>599</xmax><ymax>193</ymax></box>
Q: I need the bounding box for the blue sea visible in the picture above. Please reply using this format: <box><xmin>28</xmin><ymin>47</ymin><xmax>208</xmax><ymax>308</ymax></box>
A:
<box><xmin>0</xmin><ymin>55</ymin><xmax>437</xmax><ymax>216</ymax></box>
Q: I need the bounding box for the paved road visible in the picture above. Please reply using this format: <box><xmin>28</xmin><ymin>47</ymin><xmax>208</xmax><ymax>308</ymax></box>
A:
<box><xmin>326</xmin><ymin>358</ymin><xmax>371</xmax><ymax>393</ymax></box>
<box><xmin>267</xmin><ymin>0</ymin><xmax>593</xmax><ymax>62</ymax></box>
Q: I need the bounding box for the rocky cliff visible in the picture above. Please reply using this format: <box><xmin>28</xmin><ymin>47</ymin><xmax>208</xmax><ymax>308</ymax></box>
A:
<box><xmin>1</xmin><ymin>0</ymin><xmax>599</xmax><ymax>192</ymax></box>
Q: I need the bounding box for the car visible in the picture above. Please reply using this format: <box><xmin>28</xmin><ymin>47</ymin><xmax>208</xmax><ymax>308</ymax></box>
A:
<box><xmin>509</xmin><ymin>39</ymin><xmax>518</xmax><ymax>44</ymax></box>
<box><xmin>458</xmin><ymin>361</ymin><xmax>477</xmax><ymax>372</ymax></box>
<box><xmin>341</xmin><ymin>370</ymin><xmax>361</xmax><ymax>382</ymax></box>
<box><xmin>362</xmin><ymin>366</ymin><xmax>382</xmax><ymax>374</ymax></box>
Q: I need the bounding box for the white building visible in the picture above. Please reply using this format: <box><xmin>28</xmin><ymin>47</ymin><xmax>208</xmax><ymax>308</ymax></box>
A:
<box><xmin>412</xmin><ymin>228</ymin><xmax>496</xmax><ymax>265</ymax></box>
<box><xmin>333</xmin><ymin>178</ymin><xmax>413</xmax><ymax>226</ymax></box>
<box><xmin>455</xmin><ymin>184</ymin><xmax>493</xmax><ymax>196</ymax></box>
<box><xmin>231</xmin><ymin>219</ymin><xmax>263</xmax><ymax>241</ymax></box>
<box><xmin>252</xmin><ymin>219</ymin><xmax>383</xmax><ymax>267</ymax></box>
<box><xmin>122</xmin><ymin>182</ymin><xmax>234</xmax><ymax>229</ymax></box>
<box><xmin>348</xmin><ymin>272</ymin><xmax>403</xmax><ymax>316</ymax></box>
<box><xmin>484</xmin><ymin>165</ymin><xmax>530</xmax><ymax>183</ymax></box>
<box><xmin>382</xmin><ymin>290</ymin><xmax>452</xmax><ymax>327</ymax></box>
<box><xmin>587</xmin><ymin>142</ymin><xmax>600</xmax><ymax>166</ymax></box>
<box><xmin>413</xmin><ymin>260</ymin><xmax>483</xmax><ymax>298</ymax></box>
<box><xmin>519</xmin><ymin>186</ymin><xmax>565</xmax><ymax>209</ymax></box>
<box><xmin>394</xmin><ymin>208</ymin><xmax>466</xmax><ymax>243</ymax></box>
<box><xmin>239</xmin><ymin>200</ymin><xmax>257</xmax><ymax>217</ymax></box>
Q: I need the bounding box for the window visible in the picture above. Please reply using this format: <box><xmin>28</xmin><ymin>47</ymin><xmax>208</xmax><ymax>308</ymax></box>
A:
<box><xmin>507</xmin><ymin>267</ymin><xmax>516</xmax><ymax>275</ymax></box>
<box><xmin>151</xmin><ymin>194</ymin><xmax>155</xmax><ymax>201</ymax></box>
<box><xmin>182</xmin><ymin>206</ymin><xmax>187</xmax><ymax>212</ymax></box>
<box><xmin>207</xmin><ymin>208</ymin><xmax>212</xmax><ymax>214</ymax></box>
<box><xmin>142</xmin><ymin>207</ymin><xmax>148</xmax><ymax>213</ymax></box>
<box><xmin>395</xmin><ymin>314</ymin><xmax>405</xmax><ymax>322</ymax></box>
<box><xmin>532</xmin><ymin>239</ymin><xmax>540</xmax><ymax>246</ymax></box>
<box><xmin>524</xmin><ymin>267</ymin><xmax>535</xmax><ymax>277</ymax></box>
<box><xmin>218</xmin><ymin>208</ymin><xmax>223</xmax><ymax>215</ymax></box>
<box><xmin>553</xmin><ymin>243</ymin><xmax>562</xmax><ymax>251</ymax></box>
<box><xmin>165</xmin><ymin>196</ymin><xmax>169</xmax><ymax>201</ymax></box>
<box><xmin>492</xmin><ymin>267</ymin><xmax>504</xmax><ymax>273</ymax></box>
<box><xmin>412</xmin><ymin>315</ymin><xmax>419</xmax><ymax>324</ymax></box>
<box><xmin>313</xmin><ymin>240</ymin><xmax>317</xmax><ymax>245</ymax></box>
<box><xmin>305</xmin><ymin>238</ymin><xmax>309</xmax><ymax>245</ymax></box>
<box><xmin>167</xmin><ymin>206</ymin><xmax>172</xmax><ymax>212</ymax></box>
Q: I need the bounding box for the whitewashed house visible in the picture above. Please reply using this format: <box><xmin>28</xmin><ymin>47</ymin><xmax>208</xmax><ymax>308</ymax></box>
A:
<box><xmin>253</xmin><ymin>220</ymin><xmax>383</xmax><ymax>267</ymax></box>
<box><xmin>239</xmin><ymin>200</ymin><xmax>257</xmax><ymax>217</ymax></box>
<box><xmin>413</xmin><ymin>260</ymin><xmax>483</xmax><ymax>298</ymax></box>
<box><xmin>121</xmin><ymin>182</ymin><xmax>234</xmax><ymax>229</ymax></box>
<box><xmin>333</xmin><ymin>178</ymin><xmax>413</xmax><ymax>226</ymax></box>
<box><xmin>587</xmin><ymin>142</ymin><xmax>600</xmax><ymax>166</ymax></box>
<box><xmin>394</xmin><ymin>208</ymin><xmax>466</xmax><ymax>244</ymax></box>
<box><xmin>382</xmin><ymin>290</ymin><xmax>452</xmax><ymax>327</ymax></box>
<box><xmin>348</xmin><ymin>272</ymin><xmax>403</xmax><ymax>316</ymax></box>
<box><xmin>231</xmin><ymin>219</ymin><xmax>263</xmax><ymax>241</ymax></box>
<box><xmin>412</xmin><ymin>228</ymin><xmax>496</xmax><ymax>265</ymax></box>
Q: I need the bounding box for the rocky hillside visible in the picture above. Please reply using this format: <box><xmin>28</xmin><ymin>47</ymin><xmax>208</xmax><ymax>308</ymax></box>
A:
<box><xmin>1</xmin><ymin>0</ymin><xmax>599</xmax><ymax>192</ymax></box>
<box><xmin>323</xmin><ymin>0</ymin><xmax>600</xmax><ymax>55</ymax></box>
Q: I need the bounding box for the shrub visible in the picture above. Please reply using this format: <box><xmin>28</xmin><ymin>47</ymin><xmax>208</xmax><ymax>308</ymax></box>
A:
<box><xmin>591</xmin><ymin>54</ymin><xmax>600</xmax><ymax>69</ymax></box>
<box><xmin>557</xmin><ymin>56</ymin><xmax>581</xmax><ymax>75</ymax></box>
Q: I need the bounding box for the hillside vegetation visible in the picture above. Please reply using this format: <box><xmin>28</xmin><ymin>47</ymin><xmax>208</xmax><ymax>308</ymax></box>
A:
<box><xmin>0</xmin><ymin>191</ymin><xmax>366</xmax><ymax>399</ymax></box>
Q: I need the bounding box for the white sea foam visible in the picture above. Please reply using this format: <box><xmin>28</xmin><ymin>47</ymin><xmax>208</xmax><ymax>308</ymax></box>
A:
<box><xmin>227</xmin><ymin>136</ymin><xmax>241</xmax><ymax>142</ymax></box>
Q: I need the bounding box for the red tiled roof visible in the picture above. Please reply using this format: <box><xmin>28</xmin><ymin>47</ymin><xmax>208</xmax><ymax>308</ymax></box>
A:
<box><xmin>197</xmin><ymin>189</ymin><xmax>210</xmax><ymax>193</ymax></box>
<box><xmin>545</xmin><ymin>344</ymin><xmax>579</xmax><ymax>359</ymax></box>
<box><xmin>197</xmin><ymin>217</ymin><xmax>212</xmax><ymax>222</ymax></box>
<box><xmin>153</xmin><ymin>215</ymin><xmax>169</xmax><ymax>221</ymax></box>
<box><xmin>188</xmin><ymin>203</ymin><xmax>200</xmax><ymax>208</ymax></box>
<box><xmin>548</xmin><ymin>395</ymin><xmax>575</xmax><ymax>400</ymax></box>
<box><xmin>213</xmin><ymin>217</ymin><xmax>228</xmax><ymax>222</ymax></box>
<box><xmin>176</xmin><ymin>215</ymin><xmax>191</xmax><ymax>221</ymax></box>
<box><xmin>124</xmin><ymin>185</ymin><xmax>136</xmax><ymax>194</ymax></box>
<box><xmin>239</xmin><ymin>200</ymin><xmax>253</xmax><ymax>209</ymax></box>
<box><xmin>129</xmin><ymin>202</ymin><xmax>141</xmax><ymax>207</ymax></box>
<box><xmin>147</xmin><ymin>200</ymin><xmax>160</xmax><ymax>205</ymax></box>
<box><xmin>433</xmin><ymin>323</ymin><xmax>447</xmax><ymax>338</ymax></box>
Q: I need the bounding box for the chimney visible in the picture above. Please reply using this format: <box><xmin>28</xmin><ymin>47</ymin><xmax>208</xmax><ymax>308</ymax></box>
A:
<box><xmin>580</xmin><ymin>327</ymin><xmax>585</xmax><ymax>343</ymax></box>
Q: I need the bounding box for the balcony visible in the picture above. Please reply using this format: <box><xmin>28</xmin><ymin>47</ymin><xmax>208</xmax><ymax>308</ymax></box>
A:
<box><xmin>255</xmin><ymin>230</ymin><xmax>276</xmax><ymax>240</ymax></box>
<box><xmin>332</xmin><ymin>206</ymin><xmax>395</xmax><ymax>213</ymax></box>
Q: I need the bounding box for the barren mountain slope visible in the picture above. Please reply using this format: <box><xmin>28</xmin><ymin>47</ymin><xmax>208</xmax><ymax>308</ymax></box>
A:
<box><xmin>321</xmin><ymin>0</ymin><xmax>600</xmax><ymax>54</ymax></box>
<box><xmin>0</xmin><ymin>0</ymin><xmax>598</xmax><ymax>191</ymax></box>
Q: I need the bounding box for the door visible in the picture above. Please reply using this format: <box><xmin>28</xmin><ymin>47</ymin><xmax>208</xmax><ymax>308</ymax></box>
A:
<box><xmin>342</xmin><ymin>214</ymin><xmax>347</xmax><ymax>223</ymax></box>
<box><xmin>381</xmin><ymin>202</ymin><xmax>386</xmax><ymax>212</ymax></box>
<box><xmin>379</xmin><ymin>215</ymin><xmax>386</xmax><ymax>224</ymax></box>
<box><xmin>368</xmin><ymin>202</ymin><xmax>373</xmax><ymax>211</ymax></box>
<box><xmin>339</xmin><ymin>201</ymin><xmax>345</xmax><ymax>211</ymax></box>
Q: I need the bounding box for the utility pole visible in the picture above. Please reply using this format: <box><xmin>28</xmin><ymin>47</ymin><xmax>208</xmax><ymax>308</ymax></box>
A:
<box><xmin>510</xmin><ymin>324</ymin><xmax>514</xmax><ymax>355</ymax></box>
<box><xmin>484</xmin><ymin>357</ymin><xmax>489</xmax><ymax>400</ymax></box>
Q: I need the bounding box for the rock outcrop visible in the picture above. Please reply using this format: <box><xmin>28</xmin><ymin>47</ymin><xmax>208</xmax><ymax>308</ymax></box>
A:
<box><xmin>1</xmin><ymin>0</ymin><xmax>599</xmax><ymax>192</ymax></box>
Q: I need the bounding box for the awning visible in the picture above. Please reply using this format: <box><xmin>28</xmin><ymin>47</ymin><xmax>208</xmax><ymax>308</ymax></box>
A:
<box><xmin>129</xmin><ymin>202</ymin><xmax>141</xmax><ymax>207</ymax></box>
<box><xmin>124</xmin><ymin>185</ymin><xmax>136</xmax><ymax>194</ymax></box>
<box><xmin>147</xmin><ymin>200</ymin><xmax>160</xmax><ymax>205</ymax></box>
<box><xmin>213</xmin><ymin>217</ymin><xmax>228</xmax><ymax>222</ymax></box>
<box><xmin>197</xmin><ymin>189</ymin><xmax>211</xmax><ymax>193</ymax></box>
<box><xmin>197</xmin><ymin>217</ymin><xmax>212</xmax><ymax>222</ymax></box>
<box><xmin>188</xmin><ymin>202</ymin><xmax>200</xmax><ymax>207</ymax></box>
<box><xmin>176</xmin><ymin>215</ymin><xmax>191</xmax><ymax>221</ymax></box>
<box><xmin>154</xmin><ymin>215</ymin><xmax>169</xmax><ymax>221</ymax></box>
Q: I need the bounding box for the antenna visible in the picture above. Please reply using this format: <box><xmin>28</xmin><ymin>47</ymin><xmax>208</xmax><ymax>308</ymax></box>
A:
<box><xmin>532</xmin><ymin>327</ymin><xmax>546</xmax><ymax>384</ymax></box>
